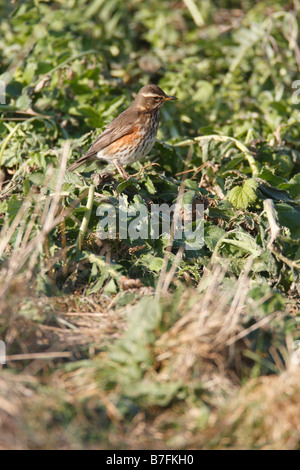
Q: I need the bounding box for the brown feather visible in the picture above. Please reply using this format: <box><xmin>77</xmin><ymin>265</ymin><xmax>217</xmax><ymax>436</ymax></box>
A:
<box><xmin>67</xmin><ymin>105</ymin><xmax>139</xmax><ymax>171</ymax></box>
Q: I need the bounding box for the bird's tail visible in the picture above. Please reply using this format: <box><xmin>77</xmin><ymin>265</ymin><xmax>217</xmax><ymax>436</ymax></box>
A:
<box><xmin>67</xmin><ymin>154</ymin><xmax>90</xmax><ymax>171</ymax></box>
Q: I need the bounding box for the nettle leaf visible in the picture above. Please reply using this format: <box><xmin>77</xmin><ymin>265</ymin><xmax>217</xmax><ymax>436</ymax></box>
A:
<box><xmin>1</xmin><ymin>151</ymin><xmax>20</xmax><ymax>168</ymax></box>
<box><xmin>23</xmin><ymin>61</ymin><xmax>38</xmax><ymax>84</ymax></box>
<box><xmin>182</xmin><ymin>189</ymin><xmax>197</xmax><ymax>205</ymax></box>
<box><xmin>139</xmin><ymin>253</ymin><xmax>165</xmax><ymax>273</ymax></box>
<box><xmin>227</xmin><ymin>178</ymin><xmax>258</xmax><ymax>209</ymax></box>
<box><xmin>63</xmin><ymin>171</ymin><xmax>85</xmax><ymax>186</ymax></box>
<box><xmin>184</xmin><ymin>179</ymin><xmax>199</xmax><ymax>191</ymax></box>
<box><xmin>221</xmin><ymin>231</ymin><xmax>262</xmax><ymax>258</ymax></box>
<box><xmin>144</xmin><ymin>175</ymin><xmax>156</xmax><ymax>194</ymax></box>
<box><xmin>28</xmin><ymin>171</ymin><xmax>46</xmax><ymax>186</ymax></box>
<box><xmin>7</xmin><ymin>195</ymin><xmax>22</xmax><ymax>222</ymax></box>
<box><xmin>39</xmin><ymin>169</ymin><xmax>85</xmax><ymax>193</ymax></box>
<box><xmin>102</xmin><ymin>96</ymin><xmax>125</xmax><ymax>117</ymax></box>
<box><xmin>148</xmin><ymin>257</ymin><xmax>164</xmax><ymax>272</ymax></box>
<box><xmin>204</xmin><ymin>225</ymin><xmax>226</xmax><ymax>251</ymax></box>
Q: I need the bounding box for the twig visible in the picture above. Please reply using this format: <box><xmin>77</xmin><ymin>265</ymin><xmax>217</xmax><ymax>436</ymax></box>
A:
<box><xmin>160</xmin><ymin>246</ymin><xmax>184</xmax><ymax>295</ymax></box>
<box><xmin>222</xmin><ymin>311</ymin><xmax>280</xmax><ymax>348</ymax></box>
<box><xmin>175</xmin><ymin>161</ymin><xmax>209</xmax><ymax>177</ymax></box>
<box><xmin>6</xmin><ymin>352</ymin><xmax>72</xmax><ymax>361</ymax></box>
<box><xmin>60</xmin><ymin>216</ymin><xmax>68</xmax><ymax>277</ymax></box>
<box><xmin>76</xmin><ymin>183</ymin><xmax>95</xmax><ymax>250</ymax></box>
<box><xmin>131</xmin><ymin>161</ymin><xmax>160</xmax><ymax>178</ymax></box>
<box><xmin>269</xmin><ymin>246</ymin><xmax>300</xmax><ymax>270</ymax></box>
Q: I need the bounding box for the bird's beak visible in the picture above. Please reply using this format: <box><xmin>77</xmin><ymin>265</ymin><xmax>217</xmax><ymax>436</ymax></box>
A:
<box><xmin>164</xmin><ymin>95</ymin><xmax>177</xmax><ymax>101</ymax></box>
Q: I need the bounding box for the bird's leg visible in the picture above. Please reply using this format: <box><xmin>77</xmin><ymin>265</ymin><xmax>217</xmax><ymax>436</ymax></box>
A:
<box><xmin>113</xmin><ymin>159</ymin><xmax>129</xmax><ymax>180</ymax></box>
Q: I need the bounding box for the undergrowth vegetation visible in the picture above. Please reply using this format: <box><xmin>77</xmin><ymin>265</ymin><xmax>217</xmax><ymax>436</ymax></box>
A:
<box><xmin>0</xmin><ymin>0</ymin><xmax>299</xmax><ymax>449</ymax></box>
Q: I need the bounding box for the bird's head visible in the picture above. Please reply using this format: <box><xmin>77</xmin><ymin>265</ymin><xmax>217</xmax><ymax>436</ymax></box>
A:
<box><xmin>134</xmin><ymin>84</ymin><xmax>177</xmax><ymax>111</ymax></box>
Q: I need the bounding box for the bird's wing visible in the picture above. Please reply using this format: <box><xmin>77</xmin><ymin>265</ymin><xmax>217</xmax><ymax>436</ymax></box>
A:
<box><xmin>83</xmin><ymin>107</ymin><xmax>138</xmax><ymax>159</ymax></box>
<box><xmin>67</xmin><ymin>107</ymin><xmax>138</xmax><ymax>171</ymax></box>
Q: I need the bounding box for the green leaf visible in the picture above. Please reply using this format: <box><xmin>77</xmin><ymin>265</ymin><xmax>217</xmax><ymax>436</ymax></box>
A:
<box><xmin>219</xmin><ymin>231</ymin><xmax>262</xmax><ymax>258</ymax></box>
<box><xmin>257</xmin><ymin>167</ymin><xmax>286</xmax><ymax>186</ymax></box>
<box><xmin>227</xmin><ymin>178</ymin><xmax>258</xmax><ymax>209</ymax></box>
<box><xmin>0</xmin><ymin>200</ymin><xmax>7</xmax><ymax>213</ymax></box>
<box><xmin>139</xmin><ymin>253</ymin><xmax>164</xmax><ymax>273</ymax></box>
<box><xmin>28</xmin><ymin>171</ymin><xmax>46</xmax><ymax>186</ymax></box>
<box><xmin>258</xmin><ymin>182</ymin><xmax>293</xmax><ymax>203</ymax></box>
<box><xmin>182</xmin><ymin>189</ymin><xmax>197</xmax><ymax>205</ymax></box>
<box><xmin>103</xmin><ymin>278</ymin><xmax>117</xmax><ymax>294</ymax></box>
<box><xmin>278</xmin><ymin>173</ymin><xmax>300</xmax><ymax>200</ymax></box>
<box><xmin>15</xmin><ymin>94</ymin><xmax>31</xmax><ymax>110</ymax></box>
<box><xmin>23</xmin><ymin>61</ymin><xmax>38</xmax><ymax>84</ymax></box>
<box><xmin>208</xmin><ymin>201</ymin><xmax>236</xmax><ymax>220</ymax></box>
<box><xmin>275</xmin><ymin>203</ymin><xmax>300</xmax><ymax>238</ymax></box>
<box><xmin>63</xmin><ymin>170</ymin><xmax>84</xmax><ymax>186</ymax></box>
<box><xmin>144</xmin><ymin>175</ymin><xmax>156</xmax><ymax>194</ymax></box>
<box><xmin>117</xmin><ymin>178</ymin><xmax>138</xmax><ymax>194</ymax></box>
<box><xmin>7</xmin><ymin>195</ymin><xmax>22</xmax><ymax>222</ymax></box>
<box><xmin>84</xmin><ymin>252</ymin><xmax>122</xmax><ymax>275</ymax></box>
<box><xmin>204</xmin><ymin>225</ymin><xmax>226</xmax><ymax>251</ymax></box>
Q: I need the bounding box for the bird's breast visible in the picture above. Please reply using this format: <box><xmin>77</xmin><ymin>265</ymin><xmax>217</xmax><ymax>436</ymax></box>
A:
<box><xmin>136</xmin><ymin>111</ymin><xmax>159</xmax><ymax>153</ymax></box>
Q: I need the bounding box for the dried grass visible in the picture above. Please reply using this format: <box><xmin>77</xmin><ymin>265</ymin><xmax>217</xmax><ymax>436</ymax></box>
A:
<box><xmin>155</xmin><ymin>262</ymin><xmax>258</xmax><ymax>402</ymax></box>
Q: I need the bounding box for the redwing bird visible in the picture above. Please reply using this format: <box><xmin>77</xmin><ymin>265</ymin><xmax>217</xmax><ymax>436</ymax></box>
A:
<box><xmin>67</xmin><ymin>84</ymin><xmax>177</xmax><ymax>179</ymax></box>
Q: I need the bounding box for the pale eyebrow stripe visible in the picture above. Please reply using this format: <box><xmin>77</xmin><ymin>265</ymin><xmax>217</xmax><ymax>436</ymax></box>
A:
<box><xmin>139</xmin><ymin>92</ymin><xmax>163</xmax><ymax>98</ymax></box>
